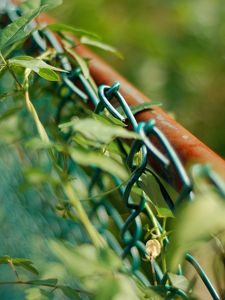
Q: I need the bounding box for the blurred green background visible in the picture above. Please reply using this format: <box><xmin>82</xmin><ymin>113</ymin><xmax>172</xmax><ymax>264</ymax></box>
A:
<box><xmin>52</xmin><ymin>0</ymin><xmax>225</xmax><ymax>157</ymax></box>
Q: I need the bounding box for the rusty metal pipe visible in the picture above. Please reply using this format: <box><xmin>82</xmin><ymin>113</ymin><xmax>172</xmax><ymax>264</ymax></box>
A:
<box><xmin>37</xmin><ymin>13</ymin><xmax>225</xmax><ymax>184</ymax></box>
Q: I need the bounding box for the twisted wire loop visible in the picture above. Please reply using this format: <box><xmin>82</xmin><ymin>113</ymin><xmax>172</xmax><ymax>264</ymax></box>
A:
<box><xmin>1</xmin><ymin>3</ymin><xmax>225</xmax><ymax>299</ymax></box>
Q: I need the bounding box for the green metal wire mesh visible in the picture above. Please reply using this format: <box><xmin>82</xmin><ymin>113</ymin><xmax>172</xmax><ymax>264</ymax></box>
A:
<box><xmin>0</xmin><ymin>2</ymin><xmax>225</xmax><ymax>299</ymax></box>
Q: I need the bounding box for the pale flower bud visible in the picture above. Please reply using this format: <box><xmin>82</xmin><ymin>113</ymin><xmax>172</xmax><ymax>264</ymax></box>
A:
<box><xmin>146</xmin><ymin>239</ymin><xmax>161</xmax><ymax>259</ymax></box>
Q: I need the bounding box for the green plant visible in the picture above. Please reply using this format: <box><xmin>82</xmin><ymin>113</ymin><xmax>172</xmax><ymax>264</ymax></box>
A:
<box><xmin>0</xmin><ymin>1</ymin><xmax>224</xmax><ymax>299</ymax></box>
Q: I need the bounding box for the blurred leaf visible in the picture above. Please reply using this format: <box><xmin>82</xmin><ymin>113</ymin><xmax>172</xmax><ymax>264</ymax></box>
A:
<box><xmin>0</xmin><ymin>106</ymin><xmax>22</xmax><ymax>121</ymax></box>
<box><xmin>68</xmin><ymin>147</ymin><xmax>128</xmax><ymax>180</ymax></box>
<box><xmin>80</xmin><ymin>36</ymin><xmax>123</xmax><ymax>59</ymax></box>
<box><xmin>60</xmin><ymin>286</ymin><xmax>83</xmax><ymax>299</ymax></box>
<box><xmin>0</xmin><ymin>256</ymin><xmax>10</xmax><ymax>264</ymax></box>
<box><xmin>128</xmin><ymin>102</ymin><xmax>162</xmax><ymax>116</ymax></box>
<box><xmin>0</xmin><ymin>256</ymin><xmax>39</xmax><ymax>275</ymax></box>
<box><xmin>155</xmin><ymin>206</ymin><xmax>174</xmax><ymax>218</ymax></box>
<box><xmin>12</xmin><ymin>258</ymin><xmax>39</xmax><ymax>275</ymax></box>
<box><xmin>94</xmin><ymin>275</ymin><xmax>139</xmax><ymax>300</ymax></box>
<box><xmin>64</xmin><ymin>46</ymin><xmax>90</xmax><ymax>79</ymax></box>
<box><xmin>0</xmin><ymin>10</ymin><xmax>39</xmax><ymax>51</ymax></box>
<box><xmin>48</xmin><ymin>23</ymin><xmax>100</xmax><ymax>39</ymax></box>
<box><xmin>59</xmin><ymin>118</ymin><xmax>139</xmax><ymax>144</ymax></box>
<box><xmin>28</xmin><ymin>278</ymin><xmax>58</xmax><ymax>286</ymax></box>
<box><xmin>20</xmin><ymin>0</ymin><xmax>63</xmax><ymax>13</ymax></box>
<box><xmin>8</xmin><ymin>56</ymin><xmax>66</xmax><ymax>78</ymax></box>
<box><xmin>94</xmin><ymin>112</ymin><xmax>126</xmax><ymax>127</ymax></box>
<box><xmin>50</xmin><ymin>242</ymin><xmax>121</xmax><ymax>279</ymax></box>
<box><xmin>168</xmin><ymin>191</ymin><xmax>225</xmax><ymax>271</ymax></box>
<box><xmin>0</xmin><ymin>93</ymin><xmax>10</xmax><ymax>102</ymax></box>
<box><xmin>23</xmin><ymin>167</ymin><xmax>59</xmax><ymax>186</ymax></box>
<box><xmin>25</xmin><ymin>287</ymin><xmax>50</xmax><ymax>300</ymax></box>
<box><xmin>167</xmin><ymin>273</ymin><xmax>189</xmax><ymax>291</ymax></box>
<box><xmin>25</xmin><ymin>138</ymin><xmax>54</xmax><ymax>150</ymax></box>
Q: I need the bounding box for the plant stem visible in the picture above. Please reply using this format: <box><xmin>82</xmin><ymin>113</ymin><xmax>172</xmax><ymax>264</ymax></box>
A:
<box><xmin>161</xmin><ymin>217</ymin><xmax>167</xmax><ymax>273</ymax></box>
<box><xmin>24</xmin><ymin>71</ymin><xmax>106</xmax><ymax>250</ymax></box>
<box><xmin>145</xmin><ymin>204</ymin><xmax>167</xmax><ymax>274</ymax></box>
<box><xmin>0</xmin><ymin>52</ymin><xmax>23</xmax><ymax>90</ymax></box>
<box><xmin>64</xmin><ymin>183</ymin><xmax>106</xmax><ymax>249</ymax></box>
<box><xmin>145</xmin><ymin>203</ymin><xmax>161</xmax><ymax>237</ymax></box>
<box><xmin>0</xmin><ymin>281</ymin><xmax>93</xmax><ymax>295</ymax></box>
<box><xmin>150</xmin><ymin>258</ymin><xmax>157</xmax><ymax>286</ymax></box>
<box><xmin>7</xmin><ymin>259</ymin><xmax>20</xmax><ymax>281</ymax></box>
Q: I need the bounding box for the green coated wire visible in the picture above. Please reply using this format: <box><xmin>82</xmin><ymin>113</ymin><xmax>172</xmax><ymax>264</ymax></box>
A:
<box><xmin>186</xmin><ymin>253</ymin><xmax>220</xmax><ymax>300</ymax></box>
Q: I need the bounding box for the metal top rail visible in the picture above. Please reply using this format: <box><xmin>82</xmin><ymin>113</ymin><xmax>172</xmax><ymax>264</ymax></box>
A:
<box><xmin>35</xmin><ymin>13</ymin><xmax>225</xmax><ymax>190</ymax></box>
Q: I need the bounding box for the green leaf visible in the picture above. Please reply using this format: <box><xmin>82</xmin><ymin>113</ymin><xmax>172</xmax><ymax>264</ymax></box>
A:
<box><xmin>12</xmin><ymin>258</ymin><xmax>39</xmax><ymax>275</ymax></box>
<box><xmin>59</xmin><ymin>118</ymin><xmax>139</xmax><ymax>144</ymax></box>
<box><xmin>0</xmin><ymin>256</ymin><xmax>10</xmax><ymax>264</ymax></box>
<box><xmin>20</xmin><ymin>0</ymin><xmax>63</xmax><ymax>14</ymax></box>
<box><xmin>48</xmin><ymin>23</ymin><xmax>100</xmax><ymax>39</ymax></box>
<box><xmin>129</xmin><ymin>102</ymin><xmax>162</xmax><ymax>115</ymax></box>
<box><xmin>0</xmin><ymin>10</ymin><xmax>40</xmax><ymax>51</ymax></box>
<box><xmin>167</xmin><ymin>191</ymin><xmax>225</xmax><ymax>271</ymax></box>
<box><xmin>65</xmin><ymin>46</ymin><xmax>90</xmax><ymax>79</ymax></box>
<box><xmin>60</xmin><ymin>286</ymin><xmax>83</xmax><ymax>299</ymax></box>
<box><xmin>38</xmin><ymin>68</ymin><xmax>60</xmax><ymax>81</ymax></box>
<box><xmin>23</xmin><ymin>166</ymin><xmax>59</xmax><ymax>186</ymax></box>
<box><xmin>0</xmin><ymin>106</ymin><xmax>22</xmax><ymax>121</ymax></box>
<box><xmin>80</xmin><ymin>36</ymin><xmax>123</xmax><ymax>59</ymax></box>
<box><xmin>69</xmin><ymin>147</ymin><xmax>128</xmax><ymax>181</ymax></box>
<box><xmin>25</xmin><ymin>287</ymin><xmax>50</xmax><ymax>300</ymax></box>
<box><xmin>50</xmin><ymin>242</ymin><xmax>121</xmax><ymax>279</ymax></box>
<box><xmin>95</xmin><ymin>275</ymin><xmax>140</xmax><ymax>300</ymax></box>
<box><xmin>155</xmin><ymin>206</ymin><xmax>175</xmax><ymax>218</ymax></box>
<box><xmin>167</xmin><ymin>273</ymin><xmax>189</xmax><ymax>291</ymax></box>
<box><xmin>28</xmin><ymin>278</ymin><xmax>58</xmax><ymax>286</ymax></box>
<box><xmin>116</xmin><ymin>102</ymin><xmax>162</xmax><ymax>120</ymax></box>
<box><xmin>0</xmin><ymin>256</ymin><xmax>39</xmax><ymax>275</ymax></box>
<box><xmin>8</xmin><ymin>56</ymin><xmax>66</xmax><ymax>75</ymax></box>
<box><xmin>0</xmin><ymin>91</ymin><xmax>20</xmax><ymax>102</ymax></box>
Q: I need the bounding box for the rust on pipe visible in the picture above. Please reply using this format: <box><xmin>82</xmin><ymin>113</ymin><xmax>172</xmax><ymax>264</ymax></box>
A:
<box><xmin>37</xmin><ymin>14</ymin><xmax>225</xmax><ymax>185</ymax></box>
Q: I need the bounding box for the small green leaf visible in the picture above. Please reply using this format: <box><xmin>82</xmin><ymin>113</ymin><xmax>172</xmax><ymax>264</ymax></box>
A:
<box><xmin>80</xmin><ymin>36</ymin><xmax>123</xmax><ymax>59</ymax></box>
<box><xmin>59</xmin><ymin>118</ymin><xmax>139</xmax><ymax>144</ymax></box>
<box><xmin>8</xmin><ymin>56</ymin><xmax>66</xmax><ymax>73</ymax></box>
<box><xmin>130</xmin><ymin>102</ymin><xmax>162</xmax><ymax>115</ymax></box>
<box><xmin>0</xmin><ymin>257</ymin><xmax>39</xmax><ymax>275</ymax></box>
<box><xmin>60</xmin><ymin>286</ymin><xmax>83</xmax><ymax>299</ymax></box>
<box><xmin>155</xmin><ymin>206</ymin><xmax>175</xmax><ymax>218</ymax></box>
<box><xmin>69</xmin><ymin>147</ymin><xmax>128</xmax><ymax>181</ymax></box>
<box><xmin>0</xmin><ymin>256</ymin><xmax>10</xmax><ymax>264</ymax></box>
<box><xmin>48</xmin><ymin>23</ymin><xmax>100</xmax><ymax>39</ymax></box>
<box><xmin>20</xmin><ymin>0</ymin><xmax>63</xmax><ymax>13</ymax></box>
<box><xmin>38</xmin><ymin>0</ymin><xmax>63</xmax><ymax>11</ymax></box>
<box><xmin>117</xmin><ymin>102</ymin><xmax>162</xmax><ymax>119</ymax></box>
<box><xmin>28</xmin><ymin>278</ymin><xmax>58</xmax><ymax>286</ymax></box>
<box><xmin>38</xmin><ymin>68</ymin><xmax>60</xmax><ymax>81</ymax></box>
<box><xmin>65</xmin><ymin>46</ymin><xmax>90</xmax><ymax>79</ymax></box>
<box><xmin>12</xmin><ymin>258</ymin><xmax>39</xmax><ymax>275</ymax></box>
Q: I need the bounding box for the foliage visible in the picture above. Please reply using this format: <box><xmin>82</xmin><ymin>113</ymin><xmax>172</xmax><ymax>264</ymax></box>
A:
<box><xmin>0</xmin><ymin>1</ymin><xmax>225</xmax><ymax>300</ymax></box>
<box><xmin>53</xmin><ymin>0</ymin><xmax>225</xmax><ymax>157</ymax></box>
